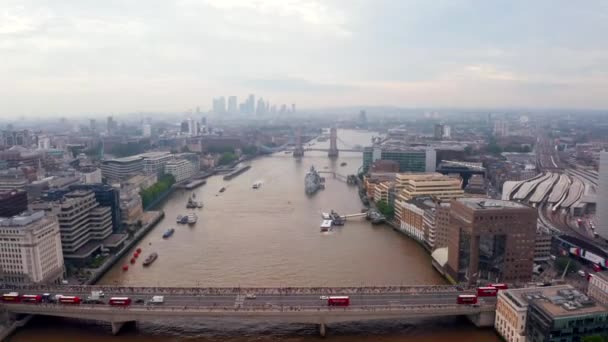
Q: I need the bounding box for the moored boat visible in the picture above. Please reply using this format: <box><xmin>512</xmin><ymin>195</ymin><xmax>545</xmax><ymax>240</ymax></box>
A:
<box><xmin>176</xmin><ymin>215</ymin><xmax>183</xmax><ymax>223</ymax></box>
<box><xmin>143</xmin><ymin>252</ymin><xmax>158</xmax><ymax>266</ymax></box>
<box><xmin>252</xmin><ymin>181</ymin><xmax>262</xmax><ymax>189</ymax></box>
<box><xmin>162</xmin><ymin>228</ymin><xmax>175</xmax><ymax>239</ymax></box>
<box><xmin>187</xmin><ymin>213</ymin><xmax>197</xmax><ymax>225</ymax></box>
<box><xmin>320</xmin><ymin>219</ymin><xmax>332</xmax><ymax>232</ymax></box>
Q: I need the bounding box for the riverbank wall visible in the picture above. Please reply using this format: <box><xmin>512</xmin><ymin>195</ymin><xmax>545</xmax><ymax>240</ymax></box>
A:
<box><xmin>86</xmin><ymin>210</ymin><xmax>164</xmax><ymax>285</ymax></box>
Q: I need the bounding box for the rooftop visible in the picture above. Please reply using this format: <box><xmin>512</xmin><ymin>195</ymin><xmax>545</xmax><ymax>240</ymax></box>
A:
<box><xmin>103</xmin><ymin>155</ymin><xmax>143</xmax><ymax>164</ymax></box>
<box><xmin>457</xmin><ymin>198</ymin><xmax>529</xmax><ymax>210</ymax></box>
<box><xmin>501</xmin><ymin>285</ymin><xmax>608</xmax><ymax>317</ymax></box>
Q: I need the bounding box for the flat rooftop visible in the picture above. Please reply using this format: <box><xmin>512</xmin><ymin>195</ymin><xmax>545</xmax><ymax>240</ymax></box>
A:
<box><xmin>501</xmin><ymin>285</ymin><xmax>608</xmax><ymax>317</ymax></box>
<box><xmin>103</xmin><ymin>155</ymin><xmax>143</xmax><ymax>163</ymax></box>
<box><xmin>457</xmin><ymin>197</ymin><xmax>529</xmax><ymax>210</ymax></box>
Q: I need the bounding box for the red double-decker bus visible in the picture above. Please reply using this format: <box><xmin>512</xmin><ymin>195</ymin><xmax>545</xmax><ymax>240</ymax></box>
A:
<box><xmin>489</xmin><ymin>283</ymin><xmax>508</xmax><ymax>290</ymax></box>
<box><xmin>327</xmin><ymin>296</ymin><xmax>350</xmax><ymax>306</ymax></box>
<box><xmin>21</xmin><ymin>295</ymin><xmax>42</xmax><ymax>303</ymax></box>
<box><xmin>477</xmin><ymin>287</ymin><xmax>498</xmax><ymax>297</ymax></box>
<box><xmin>2</xmin><ymin>292</ymin><xmax>20</xmax><ymax>303</ymax></box>
<box><xmin>109</xmin><ymin>297</ymin><xmax>132</xmax><ymax>306</ymax></box>
<box><xmin>457</xmin><ymin>295</ymin><xmax>478</xmax><ymax>304</ymax></box>
<box><xmin>58</xmin><ymin>296</ymin><xmax>81</xmax><ymax>304</ymax></box>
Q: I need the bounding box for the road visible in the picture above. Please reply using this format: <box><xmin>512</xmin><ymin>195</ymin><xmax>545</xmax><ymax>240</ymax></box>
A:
<box><xmin>2</xmin><ymin>289</ymin><xmax>495</xmax><ymax>310</ymax></box>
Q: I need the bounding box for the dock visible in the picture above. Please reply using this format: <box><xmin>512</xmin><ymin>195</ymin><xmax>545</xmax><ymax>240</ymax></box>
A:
<box><xmin>223</xmin><ymin>165</ymin><xmax>252</xmax><ymax>180</ymax></box>
<box><xmin>175</xmin><ymin>179</ymin><xmax>207</xmax><ymax>190</ymax></box>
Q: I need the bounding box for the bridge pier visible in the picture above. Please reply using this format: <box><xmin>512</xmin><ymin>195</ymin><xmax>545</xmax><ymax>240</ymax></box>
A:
<box><xmin>111</xmin><ymin>321</ymin><xmax>135</xmax><ymax>335</ymax></box>
<box><xmin>467</xmin><ymin>311</ymin><xmax>495</xmax><ymax>327</ymax></box>
<box><xmin>319</xmin><ymin>322</ymin><xmax>326</xmax><ymax>337</ymax></box>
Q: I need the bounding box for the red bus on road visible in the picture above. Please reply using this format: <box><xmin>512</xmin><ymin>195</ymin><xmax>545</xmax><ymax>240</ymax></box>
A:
<box><xmin>2</xmin><ymin>292</ymin><xmax>20</xmax><ymax>303</ymax></box>
<box><xmin>477</xmin><ymin>287</ymin><xmax>498</xmax><ymax>297</ymax></box>
<box><xmin>109</xmin><ymin>297</ymin><xmax>132</xmax><ymax>306</ymax></box>
<box><xmin>489</xmin><ymin>283</ymin><xmax>508</xmax><ymax>290</ymax></box>
<box><xmin>58</xmin><ymin>296</ymin><xmax>81</xmax><ymax>304</ymax></box>
<box><xmin>21</xmin><ymin>295</ymin><xmax>42</xmax><ymax>303</ymax></box>
<box><xmin>457</xmin><ymin>295</ymin><xmax>478</xmax><ymax>304</ymax></box>
<box><xmin>327</xmin><ymin>296</ymin><xmax>350</xmax><ymax>306</ymax></box>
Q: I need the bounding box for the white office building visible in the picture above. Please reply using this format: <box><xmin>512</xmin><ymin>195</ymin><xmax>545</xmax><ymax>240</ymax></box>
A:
<box><xmin>0</xmin><ymin>211</ymin><xmax>64</xmax><ymax>285</ymax></box>
<box><xmin>164</xmin><ymin>159</ymin><xmax>195</xmax><ymax>183</ymax></box>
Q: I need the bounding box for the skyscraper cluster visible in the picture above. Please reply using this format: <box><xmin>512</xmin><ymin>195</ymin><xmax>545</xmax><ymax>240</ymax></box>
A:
<box><xmin>212</xmin><ymin>94</ymin><xmax>295</xmax><ymax>116</ymax></box>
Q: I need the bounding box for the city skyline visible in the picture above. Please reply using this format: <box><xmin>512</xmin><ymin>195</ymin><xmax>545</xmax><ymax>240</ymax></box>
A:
<box><xmin>2</xmin><ymin>0</ymin><xmax>608</xmax><ymax>117</ymax></box>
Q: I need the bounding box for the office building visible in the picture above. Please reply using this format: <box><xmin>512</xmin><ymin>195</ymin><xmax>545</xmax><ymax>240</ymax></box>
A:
<box><xmin>247</xmin><ymin>94</ymin><xmax>255</xmax><ymax>114</ymax></box>
<box><xmin>494</xmin><ymin>120</ymin><xmax>509</xmax><ymax>137</ymax></box>
<box><xmin>101</xmin><ymin>155</ymin><xmax>144</xmax><ymax>182</ymax></box>
<box><xmin>434</xmin><ymin>124</ymin><xmax>444</xmax><ymax>140</ymax></box>
<box><xmin>393</xmin><ymin>173</ymin><xmax>463</xmax><ymax>226</ymax></box>
<box><xmin>70</xmin><ymin>184</ymin><xmax>121</xmax><ymax>233</ymax></box>
<box><xmin>598</xmin><ymin>151</ymin><xmax>608</xmax><ymax>240</ymax></box>
<box><xmin>0</xmin><ymin>168</ymin><xmax>29</xmax><ymax>191</ymax></box>
<box><xmin>140</xmin><ymin>151</ymin><xmax>173</xmax><ymax>176</ymax></box>
<box><xmin>119</xmin><ymin>185</ymin><xmax>143</xmax><ymax>228</ymax></box>
<box><xmin>164</xmin><ymin>159</ymin><xmax>195</xmax><ymax>183</ymax></box>
<box><xmin>526</xmin><ymin>287</ymin><xmax>608</xmax><ymax>342</ymax></box>
<box><xmin>31</xmin><ymin>190</ymin><xmax>112</xmax><ymax>261</ymax></box>
<box><xmin>446</xmin><ymin>198</ymin><xmax>536</xmax><ymax>285</ymax></box>
<box><xmin>212</xmin><ymin>96</ymin><xmax>226</xmax><ymax>114</ymax></box>
<box><xmin>256</xmin><ymin>98</ymin><xmax>266</xmax><ymax>116</ymax></box>
<box><xmin>362</xmin><ymin>146</ymin><xmax>436</xmax><ymax>174</ymax></box>
<box><xmin>442</xmin><ymin>125</ymin><xmax>451</xmax><ymax>139</ymax></box>
<box><xmin>495</xmin><ymin>285</ymin><xmax>605</xmax><ymax>342</ymax></box>
<box><xmin>534</xmin><ymin>232</ymin><xmax>552</xmax><ymax>262</ymax></box>
<box><xmin>0</xmin><ymin>211</ymin><xmax>64</xmax><ymax>285</ymax></box>
<box><xmin>434</xmin><ymin>201</ymin><xmax>451</xmax><ymax>249</ymax></box>
<box><xmin>142</xmin><ymin>123</ymin><xmax>152</xmax><ymax>137</ymax></box>
<box><xmin>0</xmin><ymin>190</ymin><xmax>28</xmax><ymax>217</ymax></box>
<box><xmin>79</xmin><ymin>166</ymin><xmax>102</xmax><ymax>184</ymax></box>
<box><xmin>228</xmin><ymin>96</ymin><xmax>237</xmax><ymax>113</ymax></box>
<box><xmin>0</xmin><ymin>130</ymin><xmax>36</xmax><ymax>148</ymax></box>
<box><xmin>589</xmin><ymin>272</ymin><xmax>608</xmax><ymax>305</ymax></box>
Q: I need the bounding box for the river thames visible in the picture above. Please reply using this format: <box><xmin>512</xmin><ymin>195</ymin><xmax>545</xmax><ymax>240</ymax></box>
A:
<box><xmin>10</xmin><ymin>130</ymin><xmax>500</xmax><ymax>341</ymax></box>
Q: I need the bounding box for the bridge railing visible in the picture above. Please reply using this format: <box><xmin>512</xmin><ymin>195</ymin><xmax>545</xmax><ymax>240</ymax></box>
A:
<box><xmin>7</xmin><ymin>303</ymin><xmax>494</xmax><ymax>314</ymax></box>
<box><xmin>6</xmin><ymin>285</ymin><xmax>469</xmax><ymax>296</ymax></box>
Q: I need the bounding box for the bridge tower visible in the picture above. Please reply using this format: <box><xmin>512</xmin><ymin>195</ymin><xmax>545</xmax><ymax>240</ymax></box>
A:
<box><xmin>293</xmin><ymin>127</ymin><xmax>304</xmax><ymax>157</ymax></box>
<box><xmin>328</xmin><ymin>127</ymin><xmax>339</xmax><ymax>158</ymax></box>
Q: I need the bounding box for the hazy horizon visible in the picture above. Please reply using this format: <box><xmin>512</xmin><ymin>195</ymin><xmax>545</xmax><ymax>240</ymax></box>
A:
<box><xmin>2</xmin><ymin>0</ymin><xmax>608</xmax><ymax>116</ymax></box>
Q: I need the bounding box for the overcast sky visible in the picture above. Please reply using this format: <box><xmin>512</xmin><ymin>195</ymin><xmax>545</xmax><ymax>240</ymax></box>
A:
<box><xmin>2</xmin><ymin>0</ymin><xmax>608</xmax><ymax>116</ymax></box>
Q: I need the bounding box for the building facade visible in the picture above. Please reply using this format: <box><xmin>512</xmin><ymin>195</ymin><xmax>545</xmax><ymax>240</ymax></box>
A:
<box><xmin>362</xmin><ymin>146</ymin><xmax>436</xmax><ymax>174</ymax></box>
<box><xmin>164</xmin><ymin>159</ymin><xmax>195</xmax><ymax>183</ymax></box>
<box><xmin>588</xmin><ymin>272</ymin><xmax>608</xmax><ymax>305</ymax></box>
<box><xmin>101</xmin><ymin>156</ymin><xmax>144</xmax><ymax>182</ymax></box>
<box><xmin>0</xmin><ymin>211</ymin><xmax>64</xmax><ymax>285</ymax></box>
<box><xmin>31</xmin><ymin>190</ymin><xmax>112</xmax><ymax>260</ymax></box>
<box><xmin>446</xmin><ymin>198</ymin><xmax>537</xmax><ymax>285</ymax></box>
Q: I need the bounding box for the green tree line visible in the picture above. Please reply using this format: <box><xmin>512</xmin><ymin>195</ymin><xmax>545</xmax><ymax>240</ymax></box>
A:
<box><xmin>140</xmin><ymin>174</ymin><xmax>175</xmax><ymax>208</ymax></box>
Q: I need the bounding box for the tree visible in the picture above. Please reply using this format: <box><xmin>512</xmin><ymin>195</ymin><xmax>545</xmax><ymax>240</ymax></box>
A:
<box><xmin>554</xmin><ymin>256</ymin><xmax>579</xmax><ymax>275</ymax></box>
<box><xmin>242</xmin><ymin>145</ymin><xmax>258</xmax><ymax>155</ymax></box>
<box><xmin>218</xmin><ymin>152</ymin><xmax>238</xmax><ymax>166</ymax></box>
<box><xmin>376</xmin><ymin>200</ymin><xmax>394</xmax><ymax>218</ymax></box>
<box><xmin>582</xmin><ymin>336</ymin><xmax>608</xmax><ymax>342</ymax></box>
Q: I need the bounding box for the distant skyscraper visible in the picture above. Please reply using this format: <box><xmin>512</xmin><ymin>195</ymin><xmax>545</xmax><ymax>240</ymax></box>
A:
<box><xmin>359</xmin><ymin>110</ymin><xmax>367</xmax><ymax>127</ymax></box>
<box><xmin>247</xmin><ymin>94</ymin><xmax>255</xmax><ymax>114</ymax></box>
<box><xmin>493</xmin><ymin>120</ymin><xmax>509</xmax><ymax>137</ymax></box>
<box><xmin>228</xmin><ymin>96</ymin><xmax>237</xmax><ymax>113</ymax></box>
<box><xmin>142</xmin><ymin>123</ymin><xmax>151</xmax><ymax>137</ymax></box>
<box><xmin>434</xmin><ymin>124</ymin><xmax>444</xmax><ymax>140</ymax></box>
<box><xmin>280</xmin><ymin>104</ymin><xmax>287</xmax><ymax>114</ymax></box>
<box><xmin>598</xmin><ymin>151</ymin><xmax>608</xmax><ymax>240</ymax></box>
<box><xmin>106</xmin><ymin>116</ymin><xmax>116</xmax><ymax>135</ymax></box>
<box><xmin>90</xmin><ymin>119</ymin><xmax>96</xmax><ymax>132</ymax></box>
<box><xmin>187</xmin><ymin>118</ymin><xmax>196</xmax><ymax>136</ymax></box>
<box><xmin>256</xmin><ymin>98</ymin><xmax>266</xmax><ymax>116</ymax></box>
<box><xmin>212</xmin><ymin>97</ymin><xmax>226</xmax><ymax>113</ymax></box>
<box><xmin>180</xmin><ymin>120</ymin><xmax>189</xmax><ymax>133</ymax></box>
<box><xmin>291</xmin><ymin>103</ymin><xmax>296</xmax><ymax>113</ymax></box>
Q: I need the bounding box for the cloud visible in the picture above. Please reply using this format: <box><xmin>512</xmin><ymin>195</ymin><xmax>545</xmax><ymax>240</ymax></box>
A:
<box><xmin>241</xmin><ymin>78</ymin><xmax>355</xmax><ymax>93</ymax></box>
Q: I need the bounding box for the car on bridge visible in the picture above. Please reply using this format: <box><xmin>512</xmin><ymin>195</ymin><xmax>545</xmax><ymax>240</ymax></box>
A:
<box><xmin>245</xmin><ymin>294</ymin><xmax>257</xmax><ymax>299</ymax></box>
